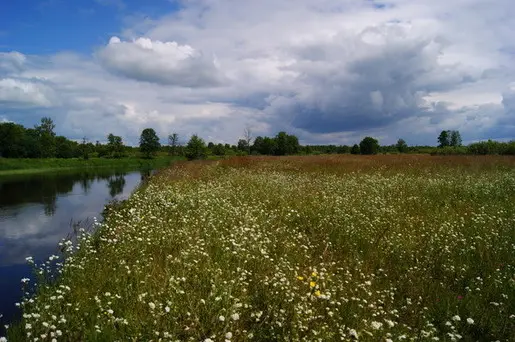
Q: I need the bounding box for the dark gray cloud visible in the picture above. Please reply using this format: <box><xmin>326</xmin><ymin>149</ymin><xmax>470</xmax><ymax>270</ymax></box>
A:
<box><xmin>264</xmin><ymin>28</ymin><xmax>480</xmax><ymax>135</ymax></box>
<box><xmin>2</xmin><ymin>0</ymin><xmax>515</xmax><ymax>145</ymax></box>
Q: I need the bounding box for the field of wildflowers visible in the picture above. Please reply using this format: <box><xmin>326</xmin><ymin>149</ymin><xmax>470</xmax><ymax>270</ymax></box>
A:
<box><xmin>6</xmin><ymin>155</ymin><xmax>515</xmax><ymax>341</ymax></box>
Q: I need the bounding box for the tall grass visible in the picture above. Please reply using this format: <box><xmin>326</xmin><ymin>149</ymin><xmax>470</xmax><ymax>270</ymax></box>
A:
<box><xmin>6</xmin><ymin>155</ymin><xmax>515</xmax><ymax>341</ymax></box>
<box><xmin>0</xmin><ymin>156</ymin><xmax>183</xmax><ymax>175</ymax></box>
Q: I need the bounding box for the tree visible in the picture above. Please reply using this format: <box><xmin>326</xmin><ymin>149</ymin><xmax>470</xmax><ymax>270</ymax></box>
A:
<box><xmin>450</xmin><ymin>130</ymin><xmax>462</xmax><ymax>147</ymax></box>
<box><xmin>275</xmin><ymin>132</ymin><xmax>300</xmax><ymax>155</ymax></box>
<box><xmin>35</xmin><ymin>117</ymin><xmax>56</xmax><ymax>158</ymax></box>
<box><xmin>262</xmin><ymin>137</ymin><xmax>276</xmax><ymax>155</ymax></box>
<box><xmin>237</xmin><ymin>139</ymin><xmax>249</xmax><ymax>153</ymax></box>
<box><xmin>350</xmin><ymin>144</ymin><xmax>360</xmax><ymax>155</ymax></box>
<box><xmin>438</xmin><ymin>130</ymin><xmax>450</xmax><ymax>147</ymax></box>
<box><xmin>185</xmin><ymin>134</ymin><xmax>208</xmax><ymax>160</ymax></box>
<box><xmin>359</xmin><ymin>137</ymin><xmax>380</xmax><ymax>155</ymax></box>
<box><xmin>23</xmin><ymin>128</ymin><xmax>42</xmax><ymax>158</ymax></box>
<box><xmin>0</xmin><ymin>122</ymin><xmax>26</xmax><ymax>157</ymax></box>
<box><xmin>55</xmin><ymin>136</ymin><xmax>76</xmax><ymax>158</ymax></box>
<box><xmin>168</xmin><ymin>133</ymin><xmax>180</xmax><ymax>156</ymax></box>
<box><xmin>212</xmin><ymin>143</ymin><xmax>226</xmax><ymax>156</ymax></box>
<box><xmin>252</xmin><ymin>136</ymin><xmax>264</xmax><ymax>155</ymax></box>
<box><xmin>79</xmin><ymin>137</ymin><xmax>91</xmax><ymax>160</ymax></box>
<box><xmin>275</xmin><ymin>132</ymin><xmax>289</xmax><ymax>155</ymax></box>
<box><xmin>286</xmin><ymin>134</ymin><xmax>300</xmax><ymax>155</ymax></box>
<box><xmin>396</xmin><ymin>139</ymin><xmax>408</xmax><ymax>153</ymax></box>
<box><xmin>337</xmin><ymin>145</ymin><xmax>350</xmax><ymax>154</ymax></box>
<box><xmin>36</xmin><ymin>117</ymin><xmax>56</xmax><ymax>137</ymax></box>
<box><xmin>243</xmin><ymin>127</ymin><xmax>253</xmax><ymax>155</ymax></box>
<box><xmin>107</xmin><ymin>133</ymin><xmax>124</xmax><ymax>158</ymax></box>
<box><xmin>139</xmin><ymin>128</ymin><xmax>161</xmax><ymax>158</ymax></box>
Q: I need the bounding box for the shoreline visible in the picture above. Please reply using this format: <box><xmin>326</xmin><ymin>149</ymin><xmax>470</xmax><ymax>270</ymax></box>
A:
<box><xmin>0</xmin><ymin>156</ymin><xmax>184</xmax><ymax>176</ymax></box>
<box><xmin>5</xmin><ymin>155</ymin><xmax>515</xmax><ymax>341</ymax></box>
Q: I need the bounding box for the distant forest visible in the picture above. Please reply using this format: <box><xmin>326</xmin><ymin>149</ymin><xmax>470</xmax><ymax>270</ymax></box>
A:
<box><xmin>0</xmin><ymin>117</ymin><xmax>514</xmax><ymax>159</ymax></box>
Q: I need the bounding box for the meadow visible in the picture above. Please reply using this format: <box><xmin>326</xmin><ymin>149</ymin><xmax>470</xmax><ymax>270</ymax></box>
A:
<box><xmin>0</xmin><ymin>155</ymin><xmax>182</xmax><ymax>176</ymax></box>
<box><xmin>6</xmin><ymin>155</ymin><xmax>515</xmax><ymax>341</ymax></box>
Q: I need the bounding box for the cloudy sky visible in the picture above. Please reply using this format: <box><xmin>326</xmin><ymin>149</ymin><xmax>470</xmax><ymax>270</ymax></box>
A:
<box><xmin>0</xmin><ymin>0</ymin><xmax>514</xmax><ymax>146</ymax></box>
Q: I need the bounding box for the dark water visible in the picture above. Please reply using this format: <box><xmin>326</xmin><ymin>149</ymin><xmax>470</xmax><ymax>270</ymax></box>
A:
<box><xmin>0</xmin><ymin>168</ymin><xmax>150</xmax><ymax>332</ymax></box>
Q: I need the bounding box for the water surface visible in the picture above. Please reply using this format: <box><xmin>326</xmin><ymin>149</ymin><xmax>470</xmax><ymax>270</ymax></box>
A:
<box><xmin>0</xmin><ymin>169</ymin><xmax>150</xmax><ymax>332</ymax></box>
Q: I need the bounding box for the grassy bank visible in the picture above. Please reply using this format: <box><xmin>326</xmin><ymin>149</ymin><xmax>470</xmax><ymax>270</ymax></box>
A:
<box><xmin>0</xmin><ymin>156</ymin><xmax>184</xmax><ymax>176</ymax></box>
<box><xmin>6</xmin><ymin>155</ymin><xmax>515</xmax><ymax>341</ymax></box>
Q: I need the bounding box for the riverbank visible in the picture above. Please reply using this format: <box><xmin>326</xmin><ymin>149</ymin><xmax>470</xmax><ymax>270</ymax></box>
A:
<box><xmin>6</xmin><ymin>155</ymin><xmax>515</xmax><ymax>341</ymax></box>
<box><xmin>0</xmin><ymin>156</ymin><xmax>184</xmax><ymax>176</ymax></box>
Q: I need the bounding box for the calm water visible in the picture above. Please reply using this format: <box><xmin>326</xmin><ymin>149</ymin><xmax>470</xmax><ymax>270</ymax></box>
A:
<box><xmin>0</xmin><ymin>169</ymin><xmax>150</xmax><ymax>332</ymax></box>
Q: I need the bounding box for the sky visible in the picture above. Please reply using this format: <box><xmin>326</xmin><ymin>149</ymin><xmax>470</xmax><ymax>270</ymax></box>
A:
<box><xmin>0</xmin><ymin>0</ymin><xmax>514</xmax><ymax>146</ymax></box>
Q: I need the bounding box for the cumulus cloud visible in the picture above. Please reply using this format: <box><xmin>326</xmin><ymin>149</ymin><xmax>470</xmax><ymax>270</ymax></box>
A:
<box><xmin>264</xmin><ymin>25</ymin><xmax>453</xmax><ymax>134</ymax></box>
<box><xmin>0</xmin><ymin>52</ymin><xmax>26</xmax><ymax>74</ymax></box>
<box><xmin>0</xmin><ymin>78</ymin><xmax>56</xmax><ymax>107</ymax></box>
<box><xmin>135</xmin><ymin>0</ymin><xmax>514</xmax><ymax>142</ymax></box>
<box><xmin>1</xmin><ymin>0</ymin><xmax>514</xmax><ymax>145</ymax></box>
<box><xmin>97</xmin><ymin>37</ymin><xmax>226</xmax><ymax>87</ymax></box>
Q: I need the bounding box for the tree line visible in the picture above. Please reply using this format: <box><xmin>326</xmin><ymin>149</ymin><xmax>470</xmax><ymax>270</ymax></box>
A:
<box><xmin>1</xmin><ymin>118</ymin><xmax>514</xmax><ymax>160</ymax></box>
<box><xmin>0</xmin><ymin>118</ymin><xmax>163</xmax><ymax>159</ymax></box>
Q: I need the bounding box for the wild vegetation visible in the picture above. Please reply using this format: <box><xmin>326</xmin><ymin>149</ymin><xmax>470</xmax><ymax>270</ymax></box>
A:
<box><xmin>0</xmin><ymin>118</ymin><xmax>164</xmax><ymax>161</ymax></box>
<box><xmin>2</xmin><ymin>119</ymin><xmax>515</xmax><ymax>165</ymax></box>
<box><xmin>6</xmin><ymin>155</ymin><xmax>514</xmax><ymax>341</ymax></box>
<box><xmin>0</xmin><ymin>156</ymin><xmax>180</xmax><ymax>176</ymax></box>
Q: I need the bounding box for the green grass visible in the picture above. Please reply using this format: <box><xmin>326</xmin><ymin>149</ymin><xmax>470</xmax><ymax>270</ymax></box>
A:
<box><xmin>0</xmin><ymin>156</ymin><xmax>184</xmax><ymax>176</ymax></box>
<box><xmin>6</xmin><ymin>155</ymin><xmax>515</xmax><ymax>341</ymax></box>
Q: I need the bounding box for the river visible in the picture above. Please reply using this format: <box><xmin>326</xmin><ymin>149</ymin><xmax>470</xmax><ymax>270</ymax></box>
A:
<box><xmin>0</xmin><ymin>168</ymin><xmax>150</xmax><ymax>333</ymax></box>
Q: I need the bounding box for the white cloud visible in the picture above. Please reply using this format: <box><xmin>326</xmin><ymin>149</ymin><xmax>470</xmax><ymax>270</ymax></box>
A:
<box><xmin>2</xmin><ymin>0</ymin><xmax>515</xmax><ymax>144</ymax></box>
<box><xmin>0</xmin><ymin>78</ymin><xmax>56</xmax><ymax>107</ymax></box>
<box><xmin>0</xmin><ymin>51</ymin><xmax>26</xmax><ymax>73</ymax></box>
<box><xmin>97</xmin><ymin>37</ymin><xmax>226</xmax><ymax>87</ymax></box>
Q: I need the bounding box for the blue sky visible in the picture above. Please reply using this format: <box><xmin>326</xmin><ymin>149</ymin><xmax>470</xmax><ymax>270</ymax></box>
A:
<box><xmin>0</xmin><ymin>0</ymin><xmax>179</xmax><ymax>54</ymax></box>
<box><xmin>0</xmin><ymin>0</ymin><xmax>514</xmax><ymax>145</ymax></box>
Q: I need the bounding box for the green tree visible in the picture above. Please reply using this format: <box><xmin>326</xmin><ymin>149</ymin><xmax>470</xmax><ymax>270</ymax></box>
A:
<box><xmin>185</xmin><ymin>134</ymin><xmax>208</xmax><ymax>160</ymax></box>
<box><xmin>275</xmin><ymin>132</ymin><xmax>289</xmax><ymax>155</ymax></box>
<box><xmin>107</xmin><ymin>133</ymin><xmax>125</xmax><ymax>158</ymax></box>
<box><xmin>139</xmin><ymin>128</ymin><xmax>161</xmax><ymax>158</ymax></box>
<box><xmin>55</xmin><ymin>136</ymin><xmax>76</xmax><ymax>158</ymax></box>
<box><xmin>396</xmin><ymin>138</ymin><xmax>408</xmax><ymax>153</ymax></box>
<box><xmin>23</xmin><ymin>128</ymin><xmax>42</xmax><ymax>158</ymax></box>
<box><xmin>337</xmin><ymin>145</ymin><xmax>351</xmax><ymax>154</ymax></box>
<box><xmin>275</xmin><ymin>132</ymin><xmax>300</xmax><ymax>155</ymax></box>
<box><xmin>438</xmin><ymin>130</ymin><xmax>450</xmax><ymax>147</ymax></box>
<box><xmin>252</xmin><ymin>136</ymin><xmax>264</xmax><ymax>155</ymax></box>
<box><xmin>450</xmin><ymin>130</ymin><xmax>462</xmax><ymax>147</ymax></box>
<box><xmin>286</xmin><ymin>134</ymin><xmax>300</xmax><ymax>155</ymax></box>
<box><xmin>237</xmin><ymin>139</ymin><xmax>249</xmax><ymax>153</ymax></box>
<box><xmin>253</xmin><ymin>137</ymin><xmax>277</xmax><ymax>155</ymax></box>
<box><xmin>79</xmin><ymin>137</ymin><xmax>91</xmax><ymax>160</ymax></box>
<box><xmin>350</xmin><ymin>144</ymin><xmax>360</xmax><ymax>155</ymax></box>
<box><xmin>0</xmin><ymin>122</ymin><xmax>26</xmax><ymax>157</ymax></box>
<box><xmin>212</xmin><ymin>143</ymin><xmax>226</xmax><ymax>156</ymax></box>
<box><xmin>359</xmin><ymin>137</ymin><xmax>379</xmax><ymax>155</ymax></box>
<box><xmin>35</xmin><ymin>117</ymin><xmax>56</xmax><ymax>158</ymax></box>
<box><xmin>36</xmin><ymin>117</ymin><xmax>56</xmax><ymax>136</ymax></box>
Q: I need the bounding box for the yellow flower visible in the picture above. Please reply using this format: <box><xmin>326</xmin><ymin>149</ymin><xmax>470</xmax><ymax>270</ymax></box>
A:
<box><xmin>311</xmin><ymin>271</ymin><xmax>317</xmax><ymax>277</ymax></box>
<box><xmin>309</xmin><ymin>281</ymin><xmax>316</xmax><ymax>288</ymax></box>
<box><xmin>297</xmin><ymin>276</ymin><xmax>304</xmax><ymax>281</ymax></box>
<box><xmin>314</xmin><ymin>290</ymin><xmax>321</xmax><ymax>297</ymax></box>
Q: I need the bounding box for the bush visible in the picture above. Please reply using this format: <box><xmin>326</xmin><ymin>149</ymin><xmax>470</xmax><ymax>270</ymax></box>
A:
<box><xmin>431</xmin><ymin>146</ymin><xmax>468</xmax><ymax>155</ymax></box>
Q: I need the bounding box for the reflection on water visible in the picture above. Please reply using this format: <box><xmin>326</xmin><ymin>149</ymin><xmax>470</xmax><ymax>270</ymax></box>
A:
<box><xmin>0</xmin><ymin>169</ymin><xmax>148</xmax><ymax>332</ymax></box>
